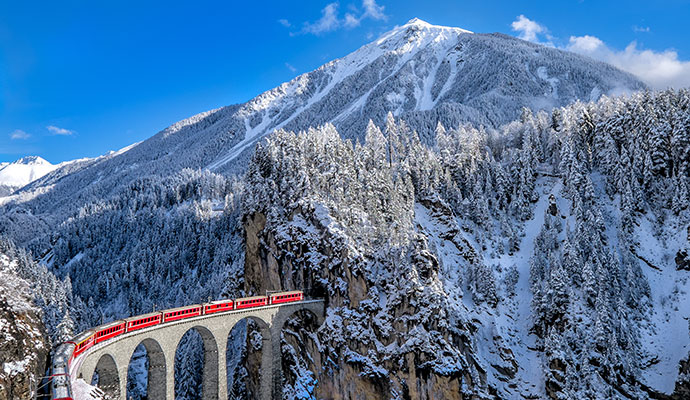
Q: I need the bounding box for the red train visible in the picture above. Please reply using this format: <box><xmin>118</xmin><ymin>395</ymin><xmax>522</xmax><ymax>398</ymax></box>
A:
<box><xmin>51</xmin><ymin>290</ymin><xmax>304</xmax><ymax>400</ymax></box>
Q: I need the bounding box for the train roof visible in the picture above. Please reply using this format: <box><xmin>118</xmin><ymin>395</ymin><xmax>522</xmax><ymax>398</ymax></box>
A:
<box><xmin>71</xmin><ymin>330</ymin><xmax>95</xmax><ymax>343</ymax></box>
<box><xmin>94</xmin><ymin>319</ymin><xmax>126</xmax><ymax>331</ymax></box>
<box><xmin>162</xmin><ymin>304</ymin><xmax>203</xmax><ymax>314</ymax></box>
<box><xmin>53</xmin><ymin>344</ymin><xmax>73</xmax><ymax>364</ymax></box>
<box><xmin>269</xmin><ymin>290</ymin><xmax>303</xmax><ymax>296</ymax></box>
<box><xmin>55</xmin><ymin>342</ymin><xmax>75</xmax><ymax>353</ymax></box>
<box><xmin>205</xmin><ymin>299</ymin><xmax>234</xmax><ymax>305</ymax></box>
<box><xmin>124</xmin><ymin>311</ymin><xmax>162</xmax><ymax>322</ymax></box>
<box><xmin>235</xmin><ymin>295</ymin><xmax>268</xmax><ymax>302</ymax></box>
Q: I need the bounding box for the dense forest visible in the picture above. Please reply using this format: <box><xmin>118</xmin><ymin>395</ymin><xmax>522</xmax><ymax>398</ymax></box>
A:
<box><xmin>1</xmin><ymin>88</ymin><xmax>689</xmax><ymax>399</ymax></box>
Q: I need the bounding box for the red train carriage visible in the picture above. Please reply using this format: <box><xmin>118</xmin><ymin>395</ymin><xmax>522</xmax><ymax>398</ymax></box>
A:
<box><xmin>95</xmin><ymin>320</ymin><xmax>126</xmax><ymax>344</ymax></box>
<box><xmin>125</xmin><ymin>312</ymin><xmax>162</xmax><ymax>332</ymax></box>
<box><xmin>163</xmin><ymin>305</ymin><xmax>202</xmax><ymax>323</ymax></box>
<box><xmin>69</xmin><ymin>331</ymin><xmax>95</xmax><ymax>358</ymax></box>
<box><xmin>203</xmin><ymin>300</ymin><xmax>234</xmax><ymax>315</ymax></box>
<box><xmin>234</xmin><ymin>295</ymin><xmax>268</xmax><ymax>310</ymax></box>
<box><xmin>269</xmin><ymin>290</ymin><xmax>303</xmax><ymax>305</ymax></box>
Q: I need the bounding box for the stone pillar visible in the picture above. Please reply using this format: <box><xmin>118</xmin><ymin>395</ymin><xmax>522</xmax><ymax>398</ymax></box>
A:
<box><xmin>117</xmin><ymin>361</ymin><xmax>128</xmax><ymax>400</ymax></box>
<box><xmin>269</xmin><ymin>324</ymin><xmax>282</xmax><ymax>400</ymax></box>
<box><xmin>146</xmin><ymin>341</ymin><xmax>168</xmax><ymax>400</ymax></box>
<box><xmin>76</xmin><ymin>358</ymin><xmax>97</xmax><ymax>386</ymax></box>
<box><xmin>209</xmin><ymin>326</ymin><xmax>229</xmax><ymax>400</ymax></box>
<box><xmin>198</xmin><ymin>328</ymin><xmax>219</xmax><ymax>400</ymax></box>
<box><xmin>217</xmin><ymin>341</ymin><xmax>228</xmax><ymax>400</ymax></box>
<box><xmin>163</xmin><ymin>346</ymin><xmax>177</xmax><ymax>400</ymax></box>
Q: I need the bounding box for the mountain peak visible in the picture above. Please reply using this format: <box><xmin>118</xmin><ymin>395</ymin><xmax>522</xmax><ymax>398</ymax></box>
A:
<box><xmin>395</xmin><ymin>18</ymin><xmax>473</xmax><ymax>34</ymax></box>
<box><xmin>13</xmin><ymin>156</ymin><xmax>50</xmax><ymax>166</ymax></box>
<box><xmin>0</xmin><ymin>156</ymin><xmax>56</xmax><ymax>190</ymax></box>
<box><xmin>404</xmin><ymin>18</ymin><xmax>431</xmax><ymax>27</ymax></box>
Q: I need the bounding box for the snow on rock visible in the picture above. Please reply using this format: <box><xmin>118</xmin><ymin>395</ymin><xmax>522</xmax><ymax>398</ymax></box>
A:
<box><xmin>0</xmin><ymin>245</ymin><xmax>49</xmax><ymax>400</ymax></box>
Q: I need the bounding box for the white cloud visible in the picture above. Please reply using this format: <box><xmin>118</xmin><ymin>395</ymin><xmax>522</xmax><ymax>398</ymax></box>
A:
<box><xmin>511</xmin><ymin>15</ymin><xmax>545</xmax><ymax>43</ymax></box>
<box><xmin>285</xmin><ymin>62</ymin><xmax>297</xmax><ymax>73</ymax></box>
<box><xmin>633</xmin><ymin>25</ymin><xmax>650</xmax><ymax>33</ymax></box>
<box><xmin>9</xmin><ymin>129</ymin><xmax>30</xmax><ymax>140</ymax></box>
<box><xmin>510</xmin><ymin>14</ymin><xmax>690</xmax><ymax>89</ymax></box>
<box><xmin>566</xmin><ymin>36</ymin><xmax>690</xmax><ymax>89</ymax></box>
<box><xmin>567</xmin><ymin>35</ymin><xmax>604</xmax><ymax>53</ymax></box>
<box><xmin>300</xmin><ymin>0</ymin><xmax>387</xmax><ymax>35</ymax></box>
<box><xmin>362</xmin><ymin>0</ymin><xmax>386</xmax><ymax>21</ymax></box>
<box><xmin>47</xmin><ymin>125</ymin><xmax>74</xmax><ymax>136</ymax></box>
<box><xmin>278</xmin><ymin>19</ymin><xmax>291</xmax><ymax>28</ymax></box>
<box><xmin>303</xmin><ymin>3</ymin><xmax>340</xmax><ymax>35</ymax></box>
<box><xmin>344</xmin><ymin>13</ymin><xmax>360</xmax><ymax>28</ymax></box>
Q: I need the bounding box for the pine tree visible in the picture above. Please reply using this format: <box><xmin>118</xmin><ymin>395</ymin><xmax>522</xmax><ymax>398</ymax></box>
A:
<box><xmin>55</xmin><ymin>308</ymin><xmax>75</xmax><ymax>343</ymax></box>
<box><xmin>547</xmin><ymin>256</ymin><xmax>569</xmax><ymax>325</ymax></box>
<box><xmin>582</xmin><ymin>260</ymin><xmax>597</xmax><ymax>307</ymax></box>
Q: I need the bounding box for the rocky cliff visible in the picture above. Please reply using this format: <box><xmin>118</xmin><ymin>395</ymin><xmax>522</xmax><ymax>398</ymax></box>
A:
<box><xmin>0</xmin><ymin>251</ymin><xmax>49</xmax><ymax>400</ymax></box>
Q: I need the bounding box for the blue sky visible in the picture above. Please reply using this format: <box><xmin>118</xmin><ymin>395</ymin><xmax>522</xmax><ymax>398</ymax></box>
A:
<box><xmin>1</xmin><ymin>0</ymin><xmax>689</xmax><ymax>164</ymax></box>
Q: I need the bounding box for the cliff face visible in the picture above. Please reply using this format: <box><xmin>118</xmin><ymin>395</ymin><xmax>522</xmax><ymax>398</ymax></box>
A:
<box><xmin>0</xmin><ymin>254</ymin><xmax>49</xmax><ymax>400</ymax></box>
<box><xmin>243</xmin><ymin>200</ymin><xmax>504</xmax><ymax>399</ymax></box>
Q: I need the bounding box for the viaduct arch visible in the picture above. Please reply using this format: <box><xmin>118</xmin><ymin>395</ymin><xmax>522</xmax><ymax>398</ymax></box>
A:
<box><xmin>72</xmin><ymin>300</ymin><xmax>325</xmax><ymax>400</ymax></box>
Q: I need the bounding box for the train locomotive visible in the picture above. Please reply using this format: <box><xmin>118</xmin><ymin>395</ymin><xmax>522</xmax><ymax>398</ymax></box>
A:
<box><xmin>50</xmin><ymin>290</ymin><xmax>303</xmax><ymax>399</ymax></box>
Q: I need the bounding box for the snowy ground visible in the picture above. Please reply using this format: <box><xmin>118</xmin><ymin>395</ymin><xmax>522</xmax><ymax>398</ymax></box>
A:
<box><xmin>412</xmin><ymin>177</ymin><xmax>568</xmax><ymax>397</ymax></box>
<box><xmin>588</xmin><ymin>173</ymin><xmax>690</xmax><ymax>394</ymax></box>
<box><xmin>635</xmin><ymin>213</ymin><xmax>690</xmax><ymax>393</ymax></box>
<box><xmin>413</xmin><ymin>175</ymin><xmax>688</xmax><ymax>398</ymax></box>
<box><xmin>72</xmin><ymin>378</ymin><xmax>105</xmax><ymax>400</ymax></box>
<box><xmin>488</xmin><ymin>178</ymin><xmax>567</xmax><ymax>398</ymax></box>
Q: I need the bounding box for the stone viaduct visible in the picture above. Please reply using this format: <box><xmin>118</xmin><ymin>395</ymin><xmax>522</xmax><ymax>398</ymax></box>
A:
<box><xmin>72</xmin><ymin>300</ymin><xmax>325</xmax><ymax>400</ymax></box>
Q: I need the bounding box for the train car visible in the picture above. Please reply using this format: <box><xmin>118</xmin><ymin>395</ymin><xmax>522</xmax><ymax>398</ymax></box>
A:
<box><xmin>203</xmin><ymin>299</ymin><xmax>234</xmax><ymax>315</ymax></box>
<box><xmin>163</xmin><ymin>304</ymin><xmax>202</xmax><ymax>323</ymax></box>
<box><xmin>94</xmin><ymin>320</ymin><xmax>126</xmax><ymax>344</ymax></box>
<box><xmin>234</xmin><ymin>295</ymin><xmax>268</xmax><ymax>310</ymax></box>
<box><xmin>53</xmin><ymin>342</ymin><xmax>75</xmax><ymax>369</ymax></box>
<box><xmin>269</xmin><ymin>290</ymin><xmax>303</xmax><ymax>305</ymax></box>
<box><xmin>50</xmin><ymin>373</ymin><xmax>73</xmax><ymax>400</ymax></box>
<box><xmin>125</xmin><ymin>311</ymin><xmax>162</xmax><ymax>332</ymax></box>
<box><xmin>69</xmin><ymin>331</ymin><xmax>95</xmax><ymax>359</ymax></box>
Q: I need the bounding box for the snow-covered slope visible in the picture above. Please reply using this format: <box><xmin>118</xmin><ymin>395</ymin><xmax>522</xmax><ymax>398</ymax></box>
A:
<box><xmin>0</xmin><ymin>156</ymin><xmax>56</xmax><ymax>189</ymax></box>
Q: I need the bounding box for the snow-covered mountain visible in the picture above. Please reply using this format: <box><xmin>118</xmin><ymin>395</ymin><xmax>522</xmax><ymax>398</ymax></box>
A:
<box><xmin>7</xmin><ymin>18</ymin><xmax>688</xmax><ymax>400</ymax></box>
<box><xmin>4</xmin><ymin>18</ymin><xmax>645</xmax><ymax>223</ymax></box>
<box><xmin>0</xmin><ymin>156</ymin><xmax>57</xmax><ymax>194</ymax></box>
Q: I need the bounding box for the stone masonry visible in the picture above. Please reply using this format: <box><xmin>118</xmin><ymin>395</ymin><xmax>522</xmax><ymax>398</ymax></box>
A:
<box><xmin>73</xmin><ymin>300</ymin><xmax>325</xmax><ymax>400</ymax></box>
